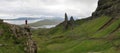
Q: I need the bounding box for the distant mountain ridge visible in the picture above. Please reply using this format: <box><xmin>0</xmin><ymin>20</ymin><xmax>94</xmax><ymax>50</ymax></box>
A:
<box><xmin>3</xmin><ymin>17</ymin><xmax>41</xmax><ymax>20</ymax></box>
<box><xmin>28</xmin><ymin>18</ymin><xmax>64</xmax><ymax>27</ymax></box>
<box><xmin>3</xmin><ymin>17</ymin><xmax>63</xmax><ymax>20</ymax></box>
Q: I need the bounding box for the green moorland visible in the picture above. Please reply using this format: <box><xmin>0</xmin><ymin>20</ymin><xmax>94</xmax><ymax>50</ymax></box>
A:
<box><xmin>32</xmin><ymin>16</ymin><xmax>120</xmax><ymax>53</ymax></box>
<box><xmin>1</xmin><ymin>0</ymin><xmax>120</xmax><ymax>53</ymax></box>
<box><xmin>1</xmin><ymin>15</ymin><xmax>120</xmax><ymax>53</ymax></box>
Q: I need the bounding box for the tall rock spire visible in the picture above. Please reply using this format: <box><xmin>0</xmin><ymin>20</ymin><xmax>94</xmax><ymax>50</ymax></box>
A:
<box><xmin>70</xmin><ymin>16</ymin><xmax>75</xmax><ymax>29</ymax></box>
<box><xmin>64</xmin><ymin>13</ymin><xmax>68</xmax><ymax>30</ymax></box>
<box><xmin>70</xmin><ymin>16</ymin><xmax>74</xmax><ymax>23</ymax></box>
<box><xmin>65</xmin><ymin>13</ymin><xmax>68</xmax><ymax>22</ymax></box>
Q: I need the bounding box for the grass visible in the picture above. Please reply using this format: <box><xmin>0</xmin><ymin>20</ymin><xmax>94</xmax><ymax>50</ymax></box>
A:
<box><xmin>0</xmin><ymin>23</ymin><xmax>24</xmax><ymax>53</ymax></box>
<box><xmin>1</xmin><ymin>15</ymin><xmax>120</xmax><ymax>53</ymax></box>
<box><xmin>32</xmin><ymin>15</ymin><xmax>120</xmax><ymax>53</ymax></box>
<box><xmin>92</xmin><ymin>18</ymin><xmax>120</xmax><ymax>38</ymax></box>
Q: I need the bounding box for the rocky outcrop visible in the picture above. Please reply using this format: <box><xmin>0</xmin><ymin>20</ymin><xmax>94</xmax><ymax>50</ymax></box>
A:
<box><xmin>10</xmin><ymin>22</ymin><xmax>37</xmax><ymax>53</ymax></box>
<box><xmin>63</xmin><ymin>13</ymin><xmax>69</xmax><ymax>30</ymax></box>
<box><xmin>92</xmin><ymin>0</ymin><xmax>120</xmax><ymax>17</ymax></box>
<box><xmin>63</xmin><ymin>13</ymin><xmax>75</xmax><ymax>30</ymax></box>
<box><xmin>23</xmin><ymin>22</ymin><xmax>37</xmax><ymax>53</ymax></box>
<box><xmin>69</xmin><ymin>16</ymin><xmax>75</xmax><ymax>29</ymax></box>
<box><xmin>25</xmin><ymin>39</ymin><xmax>37</xmax><ymax>53</ymax></box>
<box><xmin>11</xmin><ymin>25</ymin><xmax>24</xmax><ymax>39</ymax></box>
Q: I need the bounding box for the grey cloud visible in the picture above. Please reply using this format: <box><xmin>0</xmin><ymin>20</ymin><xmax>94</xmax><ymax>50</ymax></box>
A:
<box><xmin>0</xmin><ymin>7</ymin><xmax>64</xmax><ymax>17</ymax></box>
<box><xmin>0</xmin><ymin>0</ymin><xmax>98</xmax><ymax>19</ymax></box>
<box><xmin>0</xmin><ymin>0</ymin><xmax>19</xmax><ymax>2</ymax></box>
<box><xmin>68</xmin><ymin>0</ymin><xmax>98</xmax><ymax>4</ymax></box>
<box><xmin>40</xmin><ymin>0</ymin><xmax>60</xmax><ymax>5</ymax></box>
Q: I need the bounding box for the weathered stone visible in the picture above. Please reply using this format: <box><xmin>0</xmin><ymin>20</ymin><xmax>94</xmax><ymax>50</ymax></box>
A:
<box><xmin>24</xmin><ymin>25</ymin><xmax>31</xmax><ymax>33</ymax></box>
<box><xmin>23</xmin><ymin>20</ymin><xmax>37</xmax><ymax>53</ymax></box>
<box><xmin>92</xmin><ymin>0</ymin><xmax>120</xmax><ymax>17</ymax></box>
<box><xmin>63</xmin><ymin>13</ymin><xmax>69</xmax><ymax>30</ymax></box>
<box><xmin>69</xmin><ymin>16</ymin><xmax>75</xmax><ymax>29</ymax></box>
<box><xmin>62</xmin><ymin>13</ymin><xmax>76</xmax><ymax>30</ymax></box>
<box><xmin>26</xmin><ymin>39</ymin><xmax>37</xmax><ymax>53</ymax></box>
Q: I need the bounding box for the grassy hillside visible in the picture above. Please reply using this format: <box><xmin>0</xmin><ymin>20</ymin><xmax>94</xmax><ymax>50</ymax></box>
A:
<box><xmin>1</xmin><ymin>15</ymin><xmax>120</xmax><ymax>53</ymax></box>
<box><xmin>0</xmin><ymin>23</ymin><xmax>25</xmax><ymax>53</ymax></box>
<box><xmin>32</xmin><ymin>16</ymin><xmax>120</xmax><ymax>53</ymax></box>
<box><xmin>1</xmin><ymin>0</ymin><xmax>120</xmax><ymax>53</ymax></box>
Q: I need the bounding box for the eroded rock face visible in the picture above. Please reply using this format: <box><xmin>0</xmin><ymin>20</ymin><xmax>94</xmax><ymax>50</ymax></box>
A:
<box><xmin>24</xmin><ymin>25</ymin><xmax>37</xmax><ymax>53</ymax></box>
<box><xmin>92</xmin><ymin>0</ymin><xmax>120</xmax><ymax>17</ymax></box>
<box><xmin>63</xmin><ymin>13</ymin><xmax>75</xmax><ymax>30</ymax></box>
<box><xmin>25</xmin><ymin>39</ymin><xmax>37</xmax><ymax>53</ymax></box>
<box><xmin>10</xmin><ymin>24</ymin><xmax>37</xmax><ymax>53</ymax></box>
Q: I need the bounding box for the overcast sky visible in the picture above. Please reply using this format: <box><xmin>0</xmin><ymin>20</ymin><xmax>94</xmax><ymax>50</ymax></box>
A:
<box><xmin>0</xmin><ymin>0</ymin><xmax>98</xmax><ymax>19</ymax></box>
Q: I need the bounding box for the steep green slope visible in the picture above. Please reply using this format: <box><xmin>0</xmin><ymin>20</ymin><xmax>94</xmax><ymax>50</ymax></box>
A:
<box><xmin>33</xmin><ymin>16</ymin><xmax>120</xmax><ymax>53</ymax></box>
<box><xmin>1</xmin><ymin>0</ymin><xmax>120</xmax><ymax>53</ymax></box>
<box><xmin>0</xmin><ymin>23</ymin><xmax>25</xmax><ymax>53</ymax></box>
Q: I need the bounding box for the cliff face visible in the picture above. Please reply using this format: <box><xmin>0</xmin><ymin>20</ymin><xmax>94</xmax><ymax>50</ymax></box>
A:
<box><xmin>92</xmin><ymin>0</ymin><xmax>120</xmax><ymax>17</ymax></box>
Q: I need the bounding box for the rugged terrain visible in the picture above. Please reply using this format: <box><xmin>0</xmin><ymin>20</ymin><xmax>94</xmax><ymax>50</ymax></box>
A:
<box><xmin>1</xmin><ymin>0</ymin><xmax>120</xmax><ymax>53</ymax></box>
<box><xmin>0</xmin><ymin>20</ymin><xmax>37</xmax><ymax>53</ymax></box>
<box><xmin>92</xmin><ymin>0</ymin><xmax>120</xmax><ymax>17</ymax></box>
<box><xmin>32</xmin><ymin>0</ymin><xmax>120</xmax><ymax>53</ymax></box>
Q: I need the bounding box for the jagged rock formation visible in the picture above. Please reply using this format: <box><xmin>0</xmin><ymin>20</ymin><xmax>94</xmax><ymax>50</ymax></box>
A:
<box><xmin>24</xmin><ymin>20</ymin><xmax>37</xmax><ymax>53</ymax></box>
<box><xmin>25</xmin><ymin>39</ymin><xmax>37</xmax><ymax>53</ymax></box>
<box><xmin>69</xmin><ymin>16</ymin><xmax>75</xmax><ymax>29</ymax></box>
<box><xmin>24</xmin><ymin>28</ymin><xmax>37</xmax><ymax>53</ymax></box>
<box><xmin>11</xmin><ymin>25</ymin><xmax>25</xmax><ymax>39</ymax></box>
<box><xmin>92</xmin><ymin>0</ymin><xmax>120</xmax><ymax>17</ymax></box>
<box><xmin>91</xmin><ymin>0</ymin><xmax>120</xmax><ymax>33</ymax></box>
<box><xmin>63</xmin><ymin>13</ymin><xmax>69</xmax><ymax>30</ymax></box>
<box><xmin>9</xmin><ymin>20</ymin><xmax>37</xmax><ymax>53</ymax></box>
<box><xmin>63</xmin><ymin>13</ymin><xmax>75</xmax><ymax>30</ymax></box>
